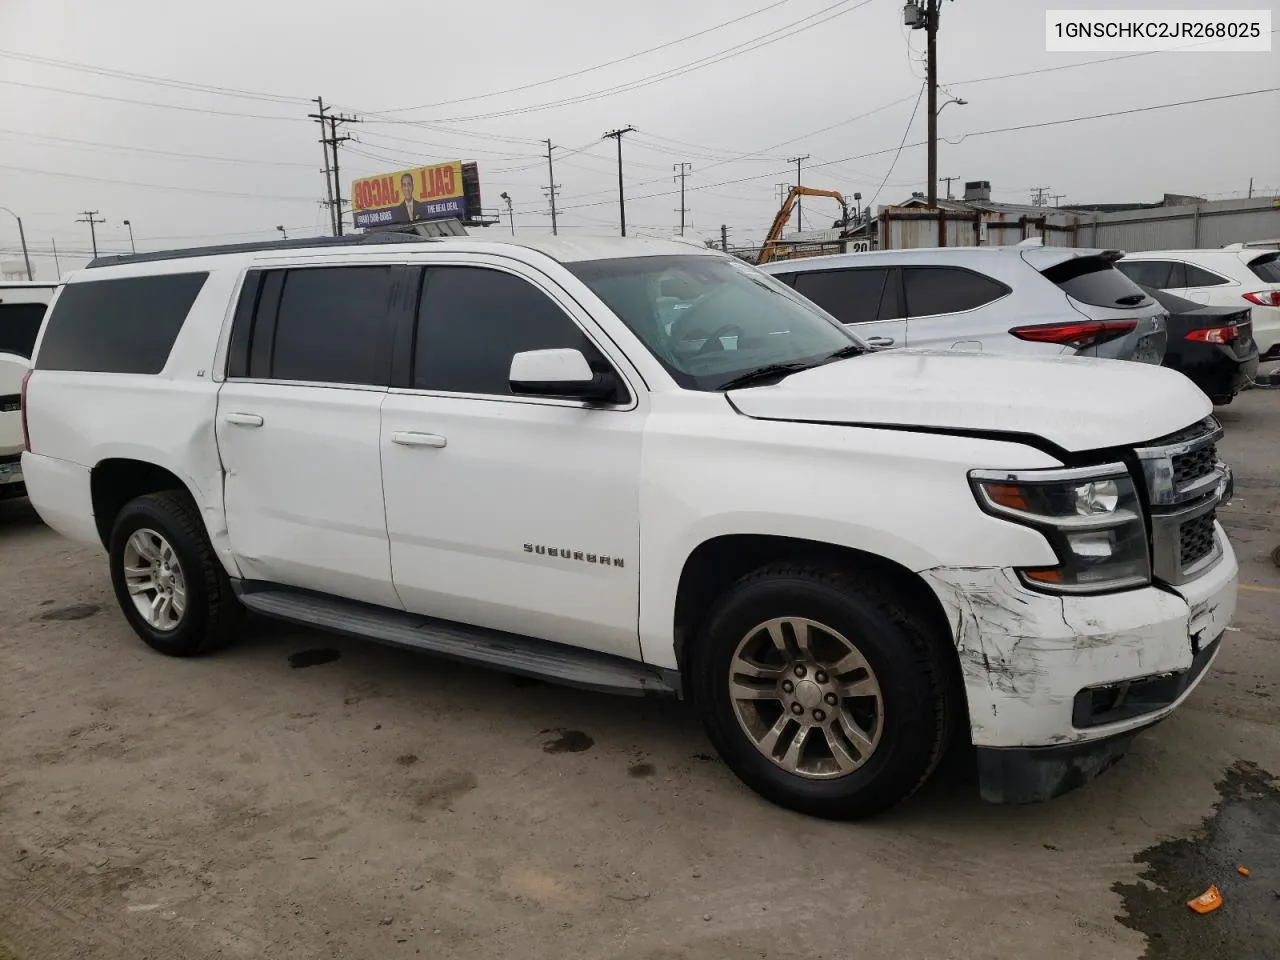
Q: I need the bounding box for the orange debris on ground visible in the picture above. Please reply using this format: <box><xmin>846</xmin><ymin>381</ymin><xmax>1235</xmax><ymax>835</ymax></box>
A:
<box><xmin>1187</xmin><ymin>884</ymin><xmax>1224</xmax><ymax>914</ymax></box>
<box><xmin>1237</xmin><ymin>866</ymin><xmax>1251</xmax><ymax>877</ymax></box>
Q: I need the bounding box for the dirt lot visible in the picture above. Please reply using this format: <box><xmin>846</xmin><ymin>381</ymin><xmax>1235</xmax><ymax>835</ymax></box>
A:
<box><xmin>2</xmin><ymin>388</ymin><xmax>1278</xmax><ymax>960</ymax></box>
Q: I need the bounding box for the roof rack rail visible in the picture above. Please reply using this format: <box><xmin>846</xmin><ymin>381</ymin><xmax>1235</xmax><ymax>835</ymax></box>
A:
<box><xmin>85</xmin><ymin>232</ymin><xmax>434</xmax><ymax>269</ymax></box>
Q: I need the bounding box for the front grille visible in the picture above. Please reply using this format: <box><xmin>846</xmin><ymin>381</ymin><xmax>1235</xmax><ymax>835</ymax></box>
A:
<box><xmin>1179</xmin><ymin>512</ymin><xmax>1217</xmax><ymax>569</ymax></box>
<box><xmin>1172</xmin><ymin>443</ymin><xmax>1218</xmax><ymax>487</ymax></box>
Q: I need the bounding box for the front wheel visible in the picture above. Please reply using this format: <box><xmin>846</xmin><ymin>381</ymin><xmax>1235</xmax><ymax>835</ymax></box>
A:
<box><xmin>108</xmin><ymin>490</ymin><xmax>242</xmax><ymax>656</ymax></box>
<box><xmin>691</xmin><ymin>564</ymin><xmax>952</xmax><ymax>820</ymax></box>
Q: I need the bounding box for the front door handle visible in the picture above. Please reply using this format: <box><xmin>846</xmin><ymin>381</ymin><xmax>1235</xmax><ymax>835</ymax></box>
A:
<box><xmin>391</xmin><ymin>431</ymin><xmax>447</xmax><ymax>448</ymax></box>
<box><xmin>865</xmin><ymin>336</ymin><xmax>895</xmax><ymax>348</ymax></box>
<box><xmin>223</xmin><ymin>412</ymin><xmax>264</xmax><ymax>427</ymax></box>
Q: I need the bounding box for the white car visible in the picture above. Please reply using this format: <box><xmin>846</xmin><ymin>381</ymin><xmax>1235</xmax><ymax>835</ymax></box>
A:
<box><xmin>20</xmin><ymin>235</ymin><xmax>1236</xmax><ymax>819</ymax></box>
<box><xmin>0</xmin><ymin>280</ymin><xmax>57</xmax><ymax>499</ymax></box>
<box><xmin>759</xmin><ymin>246</ymin><xmax>1169</xmax><ymax>363</ymax></box>
<box><xmin>1116</xmin><ymin>248</ymin><xmax>1280</xmax><ymax>361</ymax></box>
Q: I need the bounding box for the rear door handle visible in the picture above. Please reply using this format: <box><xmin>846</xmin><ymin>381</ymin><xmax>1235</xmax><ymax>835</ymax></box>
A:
<box><xmin>391</xmin><ymin>431</ymin><xmax>447</xmax><ymax>448</ymax></box>
<box><xmin>865</xmin><ymin>336</ymin><xmax>895</xmax><ymax>348</ymax></box>
<box><xmin>223</xmin><ymin>412</ymin><xmax>264</xmax><ymax>427</ymax></box>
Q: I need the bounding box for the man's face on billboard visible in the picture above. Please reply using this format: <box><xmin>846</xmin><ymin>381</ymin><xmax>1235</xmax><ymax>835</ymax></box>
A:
<box><xmin>401</xmin><ymin>174</ymin><xmax>414</xmax><ymax>202</ymax></box>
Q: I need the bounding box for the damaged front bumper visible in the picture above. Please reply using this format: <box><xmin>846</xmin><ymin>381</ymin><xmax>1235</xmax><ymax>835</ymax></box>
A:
<box><xmin>923</xmin><ymin>534</ymin><xmax>1238</xmax><ymax>803</ymax></box>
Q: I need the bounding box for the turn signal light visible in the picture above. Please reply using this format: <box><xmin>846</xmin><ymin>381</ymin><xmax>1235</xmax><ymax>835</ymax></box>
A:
<box><xmin>1009</xmin><ymin>319</ymin><xmax>1137</xmax><ymax>350</ymax></box>
<box><xmin>1185</xmin><ymin>326</ymin><xmax>1239</xmax><ymax>345</ymax></box>
<box><xmin>1243</xmin><ymin>291</ymin><xmax>1280</xmax><ymax>308</ymax></box>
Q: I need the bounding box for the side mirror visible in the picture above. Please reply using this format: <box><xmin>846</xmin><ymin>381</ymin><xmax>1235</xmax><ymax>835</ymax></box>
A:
<box><xmin>509</xmin><ymin>348</ymin><xmax>620</xmax><ymax>402</ymax></box>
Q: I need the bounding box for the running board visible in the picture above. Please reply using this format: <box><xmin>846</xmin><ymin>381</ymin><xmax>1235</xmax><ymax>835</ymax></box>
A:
<box><xmin>233</xmin><ymin>582</ymin><xmax>678</xmax><ymax>698</ymax></box>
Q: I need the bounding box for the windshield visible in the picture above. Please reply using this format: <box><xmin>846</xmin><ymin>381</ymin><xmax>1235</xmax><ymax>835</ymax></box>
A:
<box><xmin>567</xmin><ymin>254</ymin><xmax>860</xmax><ymax>390</ymax></box>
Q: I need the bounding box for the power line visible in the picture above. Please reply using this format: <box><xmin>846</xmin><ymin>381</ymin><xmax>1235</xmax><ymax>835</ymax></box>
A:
<box><xmin>368</xmin><ymin>0</ymin><xmax>797</xmax><ymax>114</ymax></box>
<box><xmin>0</xmin><ymin>77</ymin><xmax>307</xmax><ymax>121</ymax></box>
<box><xmin>388</xmin><ymin>0</ymin><xmax>874</xmax><ymax>123</ymax></box>
<box><xmin>867</xmin><ymin>85</ymin><xmax>925</xmax><ymax>208</ymax></box>
<box><xmin>0</xmin><ymin>127</ymin><xmax>314</xmax><ymax>167</ymax></box>
<box><xmin>0</xmin><ymin>163</ymin><xmax>318</xmax><ymax>201</ymax></box>
<box><xmin>0</xmin><ymin>48</ymin><xmax>310</xmax><ymax>105</ymax></box>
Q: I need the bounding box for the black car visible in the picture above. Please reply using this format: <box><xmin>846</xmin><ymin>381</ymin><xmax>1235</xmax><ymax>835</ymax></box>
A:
<box><xmin>1141</xmin><ymin>285</ymin><xmax>1259</xmax><ymax>404</ymax></box>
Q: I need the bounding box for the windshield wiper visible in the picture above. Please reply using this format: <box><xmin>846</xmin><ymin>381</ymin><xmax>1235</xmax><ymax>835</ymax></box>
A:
<box><xmin>716</xmin><ymin>361</ymin><xmax>816</xmax><ymax>391</ymax></box>
<box><xmin>716</xmin><ymin>343</ymin><xmax>864</xmax><ymax>391</ymax></box>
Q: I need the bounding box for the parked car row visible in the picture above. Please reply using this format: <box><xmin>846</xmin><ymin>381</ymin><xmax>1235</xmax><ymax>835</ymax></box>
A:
<box><xmin>0</xmin><ymin>280</ymin><xmax>57</xmax><ymax>500</ymax></box>
<box><xmin>759</xmin><ymin>242</ymin><xmax>1277</xmax><ymax>404</ymax></box>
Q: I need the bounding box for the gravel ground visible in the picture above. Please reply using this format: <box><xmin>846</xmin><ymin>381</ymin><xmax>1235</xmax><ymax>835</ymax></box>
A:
<box><xmin>1</xmin><ymin>386</ymin><xmax>1277</xmax><ymax>960</ymax></box>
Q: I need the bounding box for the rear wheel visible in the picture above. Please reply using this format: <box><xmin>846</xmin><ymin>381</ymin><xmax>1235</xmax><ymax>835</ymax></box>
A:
<box><xmin>108</xmin><ymin>490</ymin><xmax>242</xmax><ymax>656</ymax></box>
<box><xmin>691</xmin><ymin>564</ymin><xmax>951</xmax><ymax>820</ymax></box>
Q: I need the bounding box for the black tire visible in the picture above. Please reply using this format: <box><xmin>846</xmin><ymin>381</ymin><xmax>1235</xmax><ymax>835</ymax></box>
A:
<box><xmin>691</xmin><ymin>563</ymin><xmax>951</xmax><ymax>820</ymax></box>
<box><xmin>108</xmin><ymin>490</ymin><xmax>242</xmax><ymax>656</ymax></box>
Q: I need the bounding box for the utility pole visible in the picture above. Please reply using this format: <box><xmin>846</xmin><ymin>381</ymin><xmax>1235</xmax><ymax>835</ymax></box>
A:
<box><xmin>788</xmin><ymin>155</ymin><xmax>810</xmax><ymax>230</ymax></box>
<box><xmin>500</xmin><ymin>192</ymin><xmax>515</xmax><ymax>235</ymax></box>
<box><xmin>51</xmin><ymin>236</ymin><xmax>61</xmax><ymax>280</ymax></box>
<box><xmin>76</xmin><ymin>210</ymin><xmax>104</xmax><ymax>258</ymax></box>
<box><xmin>1029</xmin><ymin>186</ymin><xmax>1052</xmax><ymax>207</ymax></box>
<box><xmin>544</xmin><ymin>139</ymin><xmax>560</xmax><ymax>236</ymax></box>
<box><xmin>673</xmin><ymin>162</ymin><xmax>691</xmax><ymax>235</ymax></box>
<box><xmin>940</xmin><ymin>176</ymin><xmax>959</xmax><ymax>201</ymax></box>
<box><xmin>720</xmin><ymin>224</ymin><xmax>729</xmax><ymax>252</ymax></box>
<box><xmin>0</xmin><ymin>207</ymin><xmax>32</xmax><ymax>279</ymax></box>
<box><xmin>602</xmin><ymin>126</ymin><xmax>636</xmax><ymax>237</ymax></box>
<box><xmin>1248</xmin><ymin>177</ymin><xmax>1254</xmax><ymax>199</ymax></box>
<box><xmin>308</xmin><ymin>97</ymin><xmax>337</xmax><ymax>235</ymax></box>
<box><xmin>925</xmin><ymin>0</ymin><xmax>939</xmax><ymax>208</ymax></box>
<box><xmin>122</xmin><ymin>219</ymin><xmax>136</xmax><ymax>254</ymax></box>
<box><xmin>325</xmin><ymin>113</ymin><xmax>360</xmax><ymax>236</ymax></box>
<box><xmin>1050</xmin><ymin>193</ymin><xmax>1066</xmax><ymax>208</ymax></box>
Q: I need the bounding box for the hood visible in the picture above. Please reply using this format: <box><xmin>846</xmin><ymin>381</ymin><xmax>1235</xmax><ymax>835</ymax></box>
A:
<box><xmin>727</xmin><ymin>349</ymin><xmax>1210</xmax><ymax>453</ymax></box>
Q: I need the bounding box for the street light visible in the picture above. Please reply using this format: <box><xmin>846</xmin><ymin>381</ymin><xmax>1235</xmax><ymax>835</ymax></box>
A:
<box><xmin>499</xmin><ymin>192</ymin><xmax>514</xmax><ymax>235</ymax></box>
<box><xmin>937</xmin><ymin>96</ymin><xmax>968</xmax><ymax>116</ymax></box>
<box><xmin>122</xmin><ymin>219</ymin><xmax>136</xmax><ymax>254</ymax></box>
<box><xmin>0</xmin><ymin>206</ymin><xmax>33</xmax><ymax>280</ymax></box>
<box><xmin>276</xmin><ymin>225</ymin><xmax>288</xmax><ymax>240</ymax></box>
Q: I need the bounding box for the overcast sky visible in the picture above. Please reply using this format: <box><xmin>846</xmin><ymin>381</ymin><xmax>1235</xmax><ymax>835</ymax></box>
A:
<box><xmin>1</xmin><ymin>0</ymin><xmax>1277</xmax><ymax>277</ymax></box>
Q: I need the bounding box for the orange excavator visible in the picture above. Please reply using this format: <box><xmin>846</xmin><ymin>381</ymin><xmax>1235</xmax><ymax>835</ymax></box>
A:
<box><xmin>757</xmin><ymin>185</ymin><xmax>850</xmax><ymax>264</ymax></box>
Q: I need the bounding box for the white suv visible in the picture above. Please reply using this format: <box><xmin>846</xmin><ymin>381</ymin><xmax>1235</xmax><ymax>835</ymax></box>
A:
<box><xmin>1116</xmin><ymin>248</ymin><xmax>1280</xmax><ymax>361</ymax></box>
<box><xmin>20</xmin><ymin>235</ymin><xmax>1237</xmax><ymax>819</ymax></box>
<box><xmin>759</xmin><ymin>246</ymin><xmax>1169</xmax><ymax>363</ymax></box>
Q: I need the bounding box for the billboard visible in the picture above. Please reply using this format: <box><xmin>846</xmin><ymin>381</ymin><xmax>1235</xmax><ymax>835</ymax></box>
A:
<box><xmin>352</xmin><ymin>160</ymin><xmax>467</xmax><ymax>229</ymax></box>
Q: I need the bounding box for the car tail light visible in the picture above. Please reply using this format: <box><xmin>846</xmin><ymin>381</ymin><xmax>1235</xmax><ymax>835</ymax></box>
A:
<box><xmin>1009</xmin><ymin>319</ymin><xmax>1137</xmax><ymax>350</ymax></box>
<box><xmin>1243</xmin><ymin>290</ymin><xmax>1280</xmax><ymax>307</ymax></box>
<box><xmin>1185</xmin><ymin>326</ymin><xmax>1239</xmax><ymax>345</ymax></box>
<box><xmin>20</xmin><ymin>368</ymin><xmax>32</xmax><ymax>452</ymax></box>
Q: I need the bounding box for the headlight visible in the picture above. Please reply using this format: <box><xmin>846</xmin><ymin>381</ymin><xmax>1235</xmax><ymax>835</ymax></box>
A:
<box><xmin>970</xmin><ymin>464</ymin><xmax>1150</xmax><ymax>594</ymax></box>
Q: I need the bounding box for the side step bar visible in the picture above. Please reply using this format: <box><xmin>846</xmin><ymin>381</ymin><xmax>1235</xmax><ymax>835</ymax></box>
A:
<box><xmin>232</xmin><ymin>582</ymin><xmax>679</xmax><ymax>698</ymax></box>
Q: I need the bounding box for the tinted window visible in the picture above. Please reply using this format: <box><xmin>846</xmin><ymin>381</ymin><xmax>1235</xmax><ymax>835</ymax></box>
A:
<box><xmin>271</xmin><ymin>267</ymin><xmax>393</xmax><ymax>386</ymax></box>
<box><xmin>903</xmin><ymin>267</ymin><xmax>1009</xmax><ymax>317</ymax></box>
<box><xmin>0</xmin><ymin>302</ymin><xmax>47</xmax><ymax>359</ymax></box>
<box><xmin>1041</xmin><ymin>257</ymin><xmax>1151</xmax><ymax>308</ymax></box>
<box><xmin>414</xmin><ymin>267</ymin><xmax>596</xmax><ymax>395</ymax></box>
<box><xmin>36</xmin><ymin>273</ymin><xmax>207</xmax><ymax>373</ymax></box>
<box><xmin>791</xmin><ymin>268</ymin><xmax>890</xmax><ymax>325</ymax></box>
<box><xmin>1246</xmin><ymin>253</ymin><xmax>1280</xmax><ymax>284</ymax></box>
<box><xmin>1116</xmin><ymin>260</ymin><xmax>1174</xmax><ymax>289</ymax></box>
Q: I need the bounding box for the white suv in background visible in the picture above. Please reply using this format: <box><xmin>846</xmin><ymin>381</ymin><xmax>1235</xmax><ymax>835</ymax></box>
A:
<box><xmin>0</xmin><ymin>280</ymin><xmax>58</xmax><ymax>499</ymax></box>
<box><xmin>1116</xmin><ymin>248</ymin><xmax>1280</xmax><ymax>361</ymax></box>
<box><xmin>20</xmin><ymin>234</ymin><xmax>1236</xmax><ymax>820</ymax></box>
<box><xmin>758</xmin><ymin>246</ymin><xmax>1169</xmax><ymax>363</ymax></box>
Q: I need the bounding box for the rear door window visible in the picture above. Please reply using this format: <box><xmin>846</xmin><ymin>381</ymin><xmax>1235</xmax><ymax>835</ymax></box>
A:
<box><xmin>1247</xmin><ymin>253</ymin><xmax>1280</xmax><ymax>284</ymax></box>
<box><xmin>267</xmin><ymin>266</ymin><xmax>396</xmax><ymax>386</ymax></box>
<box><xmin>0</xmin><ymin>302</ymin><xmax>48</xmax><ymax>359</ymax></box>
<box><xmin>35</xmin><ymin>273</ymin><xmax>207</xmax><ymax>373</ymax></box>
<box><xmin>903</xmin><ymin>266</ymin><xmax>1010</xmax><ymax>317</ymax></box>
<box><xmin>791</xmin><ymin>268</ymin><xmax>892</xmax><ymax>325</ymax></box>
<box><xmin>1040</xmin><ymin>257</ymin><xmax>1152</xmax><ymax>308</ymax></box>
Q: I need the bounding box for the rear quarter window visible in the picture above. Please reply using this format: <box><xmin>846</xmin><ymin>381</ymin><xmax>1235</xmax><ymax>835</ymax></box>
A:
<box><xmin>0</xmin><ymin>302</ymin><xmax>48</xmax><ymax>359</ymax></box>
<box><xmin>1247</xmin><ymin>252</ymin><xmax>1280</xmax><ymax>284</ymax></box>
<box><xmin>35</xmin><ymin>273</ymin><xmax>208</xmax><ymax>374</ymax></box>
<box><xmin>1041</xmin><ymin>257</ymin><xmax>1151</xmax><ymax>309</ymax></box>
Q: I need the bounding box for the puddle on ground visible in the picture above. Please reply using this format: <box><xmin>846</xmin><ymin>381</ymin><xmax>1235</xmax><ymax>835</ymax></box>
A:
<box><xmin>287</xmin><ymin>648</ymin><xmax>341</xmax><ymax>668</ymax></box>
<box><xmin>39</xmin><ymin>603</ymin><xmax>100</xmax><ymax>622</ymax></box>
<box><xmin>541</xmin><ymin>730</ymin><xmax>593</xmax><ymax>754</ymax></box>
<box><xmin>1114</xmin><ymin>761</ymin><xmax>1280</xmax><ymax>959</ymax></box>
